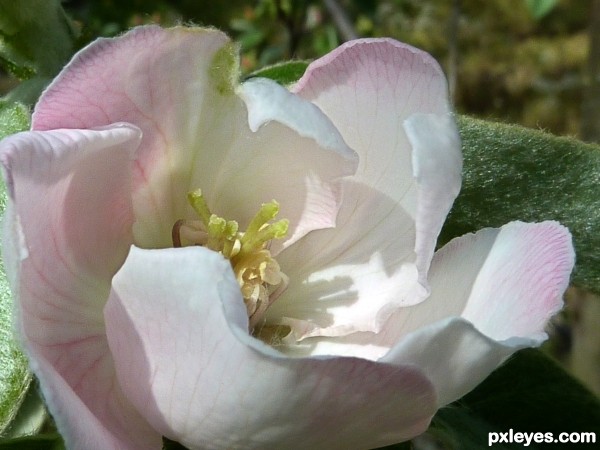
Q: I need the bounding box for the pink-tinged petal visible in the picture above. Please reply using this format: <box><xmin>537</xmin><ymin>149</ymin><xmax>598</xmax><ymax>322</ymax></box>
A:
<box><xmin>271</xmin><ymin>39</ymin><xmax>459</xmax><ymax>338</ymax></box>
<box><xmin>0</xmin><ymin>126</ymin><xmax>159</xmax><ymax>448</ymax></box>
<box><xmin>458</xmin><ymin>221</ymin><xmax>574</xmax><ymax>340</ymax></box>
<box><xmin>291</xmin><ymin>38</ymin><xmax>457</xmax><ymax>269</ymax></box>
<box><xmin>27</xmin><ymin>344</ymin><xmax>161</xmax><ymax>449</ymax></box>
<box><xmin>380</xmin><ymin>221</ymin><xmax>574</xmax><ymax>405</ymax></box>
<box><xmin>32</xmin><ymin>26</ymin><xmax>357</xmax><ymax>251</ymax></box>
<box><xmin>375</xmin><ymin>221</ymin><xmax>572</xmax><ymax>345</ymax></box>
<box><xmin>0</xmin><ymin>125</ymin><xmax>139</xmax><ymax>296</ymax></box>
<box><xmin>32</xmin><ymin>26</ymin><xmax>234</xmax><ymax>248</ymax></box>
<box><xmin>105</xmin><ymin>246</ymin><xmax>437</xmax><ymax>449</ymax></box>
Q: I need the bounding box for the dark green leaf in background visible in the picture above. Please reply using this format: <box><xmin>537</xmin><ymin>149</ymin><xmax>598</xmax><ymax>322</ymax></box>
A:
<box><xmin>428</xmin><ymin>349</ymin><xmax>600</xmax><ymax>449</ymax></box>
<box><xmin>162</xmin><ymin>437</ymin><xmax>189</xmax><ymax>450</ymax></box>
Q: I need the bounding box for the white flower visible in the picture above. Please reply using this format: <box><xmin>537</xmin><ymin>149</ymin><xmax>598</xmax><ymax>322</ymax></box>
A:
<box><xmin>0</xmin><ymin>26</ymin><xmax>574</xmax><ymax>450</ymax></box>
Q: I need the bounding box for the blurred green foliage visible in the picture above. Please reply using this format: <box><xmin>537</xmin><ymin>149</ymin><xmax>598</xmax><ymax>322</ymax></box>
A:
<box><xmin>0</xmin><ymin>0</ymin><xmax>593</xmax><ymax>137</ymax></box>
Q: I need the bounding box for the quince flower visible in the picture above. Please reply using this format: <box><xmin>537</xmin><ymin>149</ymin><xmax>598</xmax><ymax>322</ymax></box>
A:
<box><xmin>0</xmin><ymin>26</ymin><xmax>574</xmax><ymax>449</ymax></box>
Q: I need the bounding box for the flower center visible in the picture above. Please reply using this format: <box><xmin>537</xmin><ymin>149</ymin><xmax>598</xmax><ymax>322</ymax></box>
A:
<box><xmin>172</xmin><ymin>189</ymin><xmax>289</xmax><ymax>332</ymax></box>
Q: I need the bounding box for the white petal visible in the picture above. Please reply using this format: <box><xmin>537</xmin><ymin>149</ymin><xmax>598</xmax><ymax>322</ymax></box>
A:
<box><xmin>405</xmin><ymin>113</ymin><xmax>462</xmax><ymax>283</ymax></box>
<box><xmin>105</xmin><ymin>246</ymin><xmax>437</xmax><ymax>449</ymax></box>
<box><xmin>382</xmin><ymin>317</ymin><xmax>536</xmax><ymax>406</ymax></box>
<box><xmin>271</xmin><ymin>39</ymin><xmax>459</xmax><ymax>338</ymax></box>
<box><xmin>459</xmin><ymin>221</ymin><xmax>574</xmax><ymax>340</ymax></box>
<box><xmin>281</xmin><ymin>221</ymin><xmax>573</xmax><ymax>370</ymax></box>
<box><xmin>239</xmin><ymin>77</ymin><xmax>357</xmax><ymax>162</ymax></box>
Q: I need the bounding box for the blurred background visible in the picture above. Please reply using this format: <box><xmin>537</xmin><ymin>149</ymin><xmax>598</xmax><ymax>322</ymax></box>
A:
<box><xmin>35</xmin><ymin>0</ymin><xmax>600</xmax><ymax>140</ymax></box>
<box><xmin>1</xmin><ymin>0</ymin><xmax>599</xmax><ymax>397</ymax></box>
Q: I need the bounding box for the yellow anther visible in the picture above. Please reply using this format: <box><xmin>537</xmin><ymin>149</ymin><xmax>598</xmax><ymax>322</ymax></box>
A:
<box><xmin>241</xmin><ymin>201</ymin><xmax>280</xmax><ymax>246</ymax></box>
<box><xmin>173</xmin><ymin>190</ymin><xmax>289</xmax><ymax>334</ymax></box>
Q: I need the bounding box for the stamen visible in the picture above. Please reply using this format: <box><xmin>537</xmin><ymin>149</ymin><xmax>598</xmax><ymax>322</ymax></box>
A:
<box><xmin>173</xmin><ymin>190</ymin><xmax>290</xmax><ymax>335</ymax></box>
<box><xmin>187</xmin><ymin>189</ymin><xmax>212</xmax><ymax>226</ymax></box>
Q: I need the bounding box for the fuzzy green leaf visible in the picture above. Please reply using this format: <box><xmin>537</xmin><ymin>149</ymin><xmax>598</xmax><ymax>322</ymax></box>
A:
<box><xmin>0</xmin><ymin>101</ymin><xmax>30</xmax><ymax>435</ymax></box>
<box><xmin>0</xmin><ymin>102</ymin><xmax>30</xmax><ymax>140</ymax></box>
<box><xmin>441</xmin><ymin>116</ymin><xmax>600</xmax><ymax>295</ymax></box>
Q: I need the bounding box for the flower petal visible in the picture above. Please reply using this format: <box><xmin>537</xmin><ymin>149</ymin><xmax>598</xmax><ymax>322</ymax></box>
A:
<box><xmin>457</xmin><ymin>221</ymin><xmax>574</xmax><ymax>339</ymax></box>
<box><xmin>404</xmin><ymin>113</ymin><xmax>461</xmax><ymax>282</ymax></box>
<box><xmin>33</xmin><ymin>26</ymin><xmax>357</xmax><ymax>251</ymax></box>
<box><xmin>381</xmin><ymin>221</ymin><xmax>574</xmax><ymax>405</ymax></box>
<box><xmin>32</xmin><ymin>26</ymin><xmax>235</xmax><ymax>247</ymax></box>
<box><xmin>271</xmin><ymin>39</ymin><xmax>459</xmax><ymax>338</ymax></box>
<box><xmin>382</xmin><ymin>318</ymin><xmax>534</xmax><ymax>407</ymax></box>
<box><xmin>237</xmin><ymin>77</ymin><xmax>357</xmax><ymax>250</ymax></box>
<box><xmin>104</xmin><ymin>246</ymin><xmax>437</xmax><ymax>449</ymax></box>
<box><xmin>26</xmin><ymin>344</ymin><xmax>161</xmax><ymax>449</ymax></box>
<box><xmin>285</xmin><ymin>221</ymin><xmax>573</xmax><ymax>367</ymax></box>
<box><xmin>291</xmin><ymin>38</ymin><xmax>458</xmax><ymax>273</ymax></box>
<box><xmin>0</xmin><ymin>126</ymin><xmax>159</xmax><ymax>448</ymax></box>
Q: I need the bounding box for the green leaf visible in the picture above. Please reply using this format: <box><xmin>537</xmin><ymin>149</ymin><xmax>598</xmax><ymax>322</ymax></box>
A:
<box><xmin>441</xmin><ymin>116</ymin><xmax>600</xmax><ymax>295</ymax></box>
<box><xmin>525</xmin><ymin>0</ymin><xmax>559</xmax><ymax>20</ymax></box>
<box><xmin>0</xmin><ymin>102</ymin><xmax>30</xmax><ymax>140</ymax></box>
<box><xmin>425</xmin><ymin>407</ymin><xmax>515</xmax><ymax>450</ymax></box>
<box><xmin>0</xmin><ymin>101</ymin><xmax>30</xmax><ymax>435</ymax></box>
<box><xmin>246</xmin><ymin>60</ymin><xmax>310</xmax><ymax>86</ymax></box>
<box><xmin>423</xmin><ymin>349</ymin><xmax>600</xmax><ymax>449</ymax></box>
<box><xmin>2</xmin><ymin>385</ymin><xmax>48</xmax><ymax>439</ymax></box>
<box><xmin>464</xmin><ymin>349</ymin><xmax>600</xmax><ymax>433</ymax></box>
<box><xmin>0</xmin><ymin>433</ymin><xmax>64</xmax><ymax>450</ymax></box>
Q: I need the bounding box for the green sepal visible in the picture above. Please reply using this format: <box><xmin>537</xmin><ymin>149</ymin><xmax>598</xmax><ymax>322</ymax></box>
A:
<box><xmin>441</xmin><ymin>116</ymin><xmax>600</xmax><ymax>295</ymax></box>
